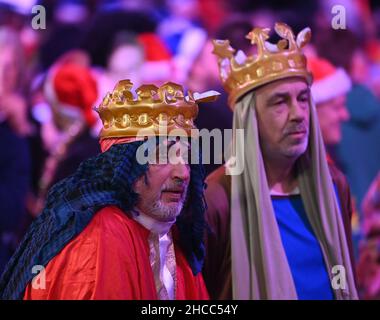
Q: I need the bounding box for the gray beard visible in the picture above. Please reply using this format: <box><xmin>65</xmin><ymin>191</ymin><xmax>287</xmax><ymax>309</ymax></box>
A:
<box><xmin>148</xmin><ymin>197</ymin><xmax>186</xmax><ymax>222</ymax></box>
<box><xmin>136</xmin><ymin>179</ymin><xmax>189</xmax><ymax>222</ymax></box>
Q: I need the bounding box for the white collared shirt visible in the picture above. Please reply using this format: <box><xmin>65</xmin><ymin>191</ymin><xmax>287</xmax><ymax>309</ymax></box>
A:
<box><xmin>133</xmin><ymin>211</ymin><xmax>176</xmax><ymax>299</ymax></box>
<box><xmin>270</xmin><ymin>186</ymin><xmax>300</xmax><ymax>196</ymax></box>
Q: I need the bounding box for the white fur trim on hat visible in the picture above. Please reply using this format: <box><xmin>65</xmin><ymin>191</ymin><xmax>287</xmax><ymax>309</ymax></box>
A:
<box><xmin>43</xmin><ymin>69</ymin><xmax>84</xmax><ymax>123</ymax></box>
<box><xmin>311</xmin><ymin>68</ymin><xmax>352</xmax><ymax>104</ymax></box>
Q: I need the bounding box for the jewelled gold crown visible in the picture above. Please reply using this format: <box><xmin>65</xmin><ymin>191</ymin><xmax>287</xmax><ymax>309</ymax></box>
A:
<box><xmin>95</xmin><ymin>79</ymin><xmax>219</xmax><ymax>139</ymax></box>
<box><xmin>212</xmin><ymin>22</ymin><xmax>313</xmax><ymax>107</ymax></box>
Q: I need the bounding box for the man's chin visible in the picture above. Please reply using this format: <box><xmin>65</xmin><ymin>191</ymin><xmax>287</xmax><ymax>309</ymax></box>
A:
<box><xmin>284</xmin><ymin>143</ymin><xmax>308</xmax><ymax>158</ymax></box>
<box><xmin>157</xmin><ymin>201</ymin><xmax>184</xmax><ymax>219</ymax></box>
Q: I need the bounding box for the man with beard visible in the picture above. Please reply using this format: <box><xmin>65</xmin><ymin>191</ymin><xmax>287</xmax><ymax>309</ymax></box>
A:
<box><xmin>0</xmin><ymin>80</ymin><xmax>218</xmax><ymax>300</ymax></box>
<box><xmin>203</xmin><ymin>23</ymin><xmax>358</xmax><ymax>299</ymax></box>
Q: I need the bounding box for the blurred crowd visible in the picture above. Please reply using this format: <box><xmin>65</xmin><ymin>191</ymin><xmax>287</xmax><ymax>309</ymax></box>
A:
<box><xmin>0</xmin><ymin>0</ymin><xmax>379</xmax><ymax>299</ymax></box>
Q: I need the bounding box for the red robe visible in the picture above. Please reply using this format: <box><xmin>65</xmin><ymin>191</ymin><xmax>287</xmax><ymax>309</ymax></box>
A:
<box><xmin>23</xmin><ymin>206</ymin><xmax>209</xmax><ymax>300</ymax></box>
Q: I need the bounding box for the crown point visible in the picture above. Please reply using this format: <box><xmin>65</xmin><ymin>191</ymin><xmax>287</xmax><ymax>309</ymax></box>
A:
<box><xmin>246</xmin><ymin>28</ymin><xmax>270</xmax><ymax>45</ymax></box>
<box><xmin>114</xmin><ymin>79</ymin><xmax>133</xmax><ymax>91</ymax></box>
<box><xmin>296</xmin><ymin>27</ymin><xmax>312</xmax><ymax>48</ymax></box>
<box><xmin>136</xmin><ymin>84</ymin><xmax>159</xmax><ymax>102</ymax></box>
<box><xmin>186</xmin><ymin>90</ymin><xmax>195</xmax><ymax>103</ymax></box>
<box><xmin>212</xmin><ymin>22</ymin><xmax>312</xmax><ymax>108</ymax></box>
<box><xmin>97</xmin><ymin>79</ymin><xmax>219</xmax><ymax>139</ymax></box>
<box><xmin>161</xmin><ymin>82</ymin><xmax>184</xmax><ymax>94</ymax></box>
<box><xmin>274</xmin><ymin>22</ymin><xmax>297</xmax><ymax>49</ymax></box>
<box><xmin>212</xmin><ymin>40</ymin><xmax>235</xmax><ymax>59</ymax></box>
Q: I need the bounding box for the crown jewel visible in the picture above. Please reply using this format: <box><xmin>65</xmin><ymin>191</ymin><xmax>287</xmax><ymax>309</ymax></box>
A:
<box><xmin>95</xmin><ymin>80</ymin><xmax>219</xmax><ymax>139</ymax></box>
<box><xmin>212</xmin><ymin>22</ymin><xmax>312</xmax><ymax>107</ymax></box>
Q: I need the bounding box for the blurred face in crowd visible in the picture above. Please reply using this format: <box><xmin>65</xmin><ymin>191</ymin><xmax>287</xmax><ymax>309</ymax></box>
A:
<box><xmin>133</xmin><ymin>139</ymin><xmax>191</xmax><ymax>222</ymax></box>
<box><xmin>254</xmin><ymin>77</ymin><xmax>310</xmax><ymax>163</ymax></box>
<box><xmin>108</xmin><ymin>44</ymin><xmax>144</xmax><ymax>85</ymax></box>
<box><xmin>316</xmin><ymin>94</ymin><xmax>350</xmax><ymax>146</ymax></box>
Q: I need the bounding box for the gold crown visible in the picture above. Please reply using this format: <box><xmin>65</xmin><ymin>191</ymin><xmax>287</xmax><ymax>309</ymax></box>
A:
<box><xmin>95</xmin><ymin>79</ymin><xmax>220</xmax><ymax>139</ymax></box>
<box><xmin>212</xmin><ymin>22</ymin><xmax>313</xmax><ymax>107</ymax></box>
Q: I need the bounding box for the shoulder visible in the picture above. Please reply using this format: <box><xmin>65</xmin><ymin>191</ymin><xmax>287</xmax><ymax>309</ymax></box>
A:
<box><xmin>205</xmin><ymin>166</ymin><xmax>231</xmax><ymax>208</ymax></box>
<box><xmin>88</xmin><ymin>206</ymin><xmax>148</xmax><ymax>242</ymax></box>
<box><xmin>204</xmin><ymin>166</ymin><xmax>231</xmax><ymax>230</ymax></box>
<box><xmin>205</xmin><ymin>166</ymin><xmax>231</xmax><ymax>201</ymax></box>
<box><xmin>328</xmin><ymin>163</ymin><xmax>351</xmax><ymax>195</ymax></box>
<box><xmin>327</xmin><ymin>162</ymin><xmax>354</xmax><ymax>225</ymax></box>
<box><xmin>54</xmin><ymin>206</ymin><xmax>146</xmax><ymax>258</ymax></box>
<box><xmin>48</xmin><ymin>206</ymin><xmax>145</xmax><ymax>273</ymax></box>
<box><xmin>92</xmin><ymin>206</ymin><xmax>131</xmax><ymax>227</ymax></box>
<box><xmin>206</xmin><ymin>165</ymin><xmax>230</xmax><ymax>189</ymax></box>
<box><xmin>23</xmin><ymin>206</ymin><xmax>143</xmax><ymax>299</ymax></box>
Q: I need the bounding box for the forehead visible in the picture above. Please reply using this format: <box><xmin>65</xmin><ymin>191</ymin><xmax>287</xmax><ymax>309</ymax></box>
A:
<box><xmin>162</xmin><ymin>137</ymin><xmax>190</xmax><ymax>147</ymax></box>
<box><xmin>148</xmin><ymin>137</ymin><xmax>191</xmax><ymax>166</ymax></box>
<box><xmin>255</xmin><ymin>77</ymin><xmax>309</xmax><ymax>98</ymax></box>
<box><xmin>153</xmin><ymin>137</ymin><xmax>191</xmax><ymax>152</ymax></box>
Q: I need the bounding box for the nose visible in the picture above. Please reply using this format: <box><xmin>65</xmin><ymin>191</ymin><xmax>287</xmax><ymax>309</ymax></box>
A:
<box><xmin>289</xmin><ymin>99</ymin><xmax>307</xmax><ymax>122</ymax></box>
<box><xmin>172</xmin><ymin>162</ymin><xmax>190</xmax><ymax>182</ymax></box>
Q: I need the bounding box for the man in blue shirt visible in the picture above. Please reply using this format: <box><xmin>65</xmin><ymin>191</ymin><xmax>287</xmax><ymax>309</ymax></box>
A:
<box><xmin>203</xmin><ymin>22</ymin><xmax>358</xmax><ymax>300</ymax></box>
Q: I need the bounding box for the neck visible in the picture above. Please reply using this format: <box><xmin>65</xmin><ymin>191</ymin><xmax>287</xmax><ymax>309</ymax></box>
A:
<box><xmin>264</xmin><ymin>156</ymin><xmax>298</xmax><ymax>194</ymax></box>
<box><xmin>132</xmin><ymin>209</ymin><xmax>175</xmax><ymax>236</ymax></box>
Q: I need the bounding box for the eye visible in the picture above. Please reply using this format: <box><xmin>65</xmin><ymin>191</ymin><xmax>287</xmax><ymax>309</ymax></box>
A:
<box><xmin>298</xmin><ymin>94</ymin><xmax>309</xmax><ymax>102</ymax></box>
<box><xmin>273</xmin><ymin>100</ymin><xmax>285</xmax><ymax>106</ymax></box>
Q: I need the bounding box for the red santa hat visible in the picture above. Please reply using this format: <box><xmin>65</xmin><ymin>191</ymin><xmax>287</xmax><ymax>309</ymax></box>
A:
<box><xmin>45</xmin><ymin>62</ymin><xmax>98</xmax><ymax>127</ymax></box>
<box><xmin>307</xmin><ymin>56</ymin><xmax>352</xmax><ymax>104</ymax></box>
<box><xmin>137</xmin><ymin>32</ymin><xmax>176</xmax><ymax>84</ymax></box>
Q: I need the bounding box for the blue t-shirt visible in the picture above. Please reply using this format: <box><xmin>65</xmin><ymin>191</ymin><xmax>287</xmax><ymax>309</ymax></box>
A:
<box><xmin>272</xmin><ymin>195</ymin><xmax>335</xmax><ymax>300</ymax></box>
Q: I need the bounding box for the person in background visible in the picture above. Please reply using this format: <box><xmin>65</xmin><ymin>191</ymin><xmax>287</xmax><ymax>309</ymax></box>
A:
<box><xmin>0</xmin><ymin>26</ymin><xmax>31</xmax><ymax>274</ymax></box>
<box><xmin>307</xmin><ymin>56</ymin><xmax>351</xmax><ymax>153</ymax></box>
<box><xmin>307</xmin><ymin>55</ymin><xmax>362</xmax><ymax>257</ymax></box>
<box><xmin>316</xmin><ymin>28</ymin><xmax>380</xmax><ymax>219</ymax></box>
<box><xmin>28</xmin><ymin>54</ymin><xmax>100</xmax><ymax>217</ymax></box>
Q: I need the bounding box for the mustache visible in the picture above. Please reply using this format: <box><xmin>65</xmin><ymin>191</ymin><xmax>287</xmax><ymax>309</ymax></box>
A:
<box><xmin>161</xmin><ymin>179</ymin><xmax>188</xmax><ymax>193</ymax></box>
<box><xmin>283</xmin><ymin>122</ymin><xmax>308</xmax><ymax>135</ymax></box>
